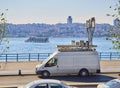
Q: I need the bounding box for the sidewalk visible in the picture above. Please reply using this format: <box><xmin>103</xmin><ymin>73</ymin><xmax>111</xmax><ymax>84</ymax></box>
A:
<box><xmin>0</xmin><ymin>60</ymin><xmax>120</xmax><ymax>75</ymax></box>
<box><xmin>100</xmin><ymin>60</ymin><xmax>120</xmax><ymax>72</ymax></box>
<box><xmin>0</xmin><ymin>61</ymin><xmax>41</xmax><ymax>75</ymax></box>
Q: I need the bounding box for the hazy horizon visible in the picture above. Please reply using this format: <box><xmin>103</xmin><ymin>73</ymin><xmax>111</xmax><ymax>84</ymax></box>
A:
<box><xmin>0</xmin><ymin>0</ymin><xmax>117</xmax><ymax>25</ymax></box>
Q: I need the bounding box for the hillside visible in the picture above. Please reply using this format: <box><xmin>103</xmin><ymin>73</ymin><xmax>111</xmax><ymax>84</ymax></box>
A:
<box><xmin>6</xmin><ymin>23</ymin><xmax>112</xmax><ymax>37</ymax></box>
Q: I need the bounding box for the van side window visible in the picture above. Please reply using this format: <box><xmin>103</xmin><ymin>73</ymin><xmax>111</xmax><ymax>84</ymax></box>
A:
<box><xmin>45</xmin><ymin>58</ymin><xmax>57</xmax><ymax>67</ymax></box>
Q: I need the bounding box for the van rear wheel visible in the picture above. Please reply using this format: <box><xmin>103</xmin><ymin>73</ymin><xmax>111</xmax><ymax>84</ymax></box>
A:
<box><xmin>79</xmin><ymin>69</ymin><xmax>89</xmax><ymax>76</ymax></box>
<box><xmin>41</xmin><ymin>71</ymin><xmax>50</xmax><ymax>78</ymax></box>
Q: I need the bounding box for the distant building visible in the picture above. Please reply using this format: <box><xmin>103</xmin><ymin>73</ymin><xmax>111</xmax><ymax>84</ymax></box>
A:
<box><xmin>114</xmin><ymin>18</ymin><xmax>120</xmax><ymax>28</ymax></box>
<box><xmin>67</xmin><ymin>16</ymin><xmax>72</xmax><ymax>24</ymax></box>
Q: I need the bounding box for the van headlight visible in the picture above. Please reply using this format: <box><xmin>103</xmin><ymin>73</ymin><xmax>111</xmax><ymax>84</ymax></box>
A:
<box><xmin>36</xmin><ymin>64</ymin><xmax>43</xmax><ymax>71</ymax></box>
<box><xmin>36</xmin><ymin>64</ymin><xmax>40</xmax><ymax>68</ymax></box>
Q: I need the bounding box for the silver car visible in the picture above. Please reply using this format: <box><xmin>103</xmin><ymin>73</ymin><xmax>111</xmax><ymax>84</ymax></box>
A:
<box><xmin>23</xmin><ymin>79</ymin><xmax>74</xmax><ymax>88</ymax></box>
<box><xmin>97</xmin><ymin>79</ymin><xmax>120</xmax><ymax>88</ymax></box>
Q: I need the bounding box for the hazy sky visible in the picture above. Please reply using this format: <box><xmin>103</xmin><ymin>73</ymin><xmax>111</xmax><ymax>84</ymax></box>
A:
<box><xmin>0</xmin><ymin>0</ymin><xmax>117</xmax><ymax>24</ymax></box>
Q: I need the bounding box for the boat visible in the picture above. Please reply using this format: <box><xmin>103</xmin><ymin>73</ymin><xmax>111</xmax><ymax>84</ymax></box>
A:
<box><xmin>25</xmin><ymin>36</ymin><xmax>49</xmax><ymax>43</ymax></box>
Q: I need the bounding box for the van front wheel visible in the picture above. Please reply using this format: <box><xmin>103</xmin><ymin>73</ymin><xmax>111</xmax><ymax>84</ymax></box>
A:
<box><xmin>79</xmin><ymin>69</ymin><xmax>89</xmax><ymax>76</ymax></box>
<box><xmin>41</xmin><ymin>71</ymin><xmax>50</xmax><ymax>78</ymax></box>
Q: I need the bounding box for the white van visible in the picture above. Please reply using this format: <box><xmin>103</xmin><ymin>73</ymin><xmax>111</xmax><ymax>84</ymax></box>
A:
<box><xmin>36</xmin><ymin>50</ymin><xmax>100</xmax><ymax>77</ymax></box>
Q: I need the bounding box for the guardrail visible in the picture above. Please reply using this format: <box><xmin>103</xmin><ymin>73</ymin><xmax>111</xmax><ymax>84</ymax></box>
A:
<box><xmin>99</xmin><ymin>52</ymin><xmax>120</xmax><ymax>60</ymax></box>
<box><xmin>0</xmin><ymin>53</ymin><xmax>51</xmax><ymax>62</ymax></box>
<box><xmin>0</xmin><ymin>52</ymin><xmax>120</xmax><ymax>62</ymax></box>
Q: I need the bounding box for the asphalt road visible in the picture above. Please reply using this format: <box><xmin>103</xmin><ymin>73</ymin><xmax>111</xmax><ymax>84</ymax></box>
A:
<box><xmin>0</xmin><ymin>73</ymin><xmax>120</xmax><ymax>88</ymax></box>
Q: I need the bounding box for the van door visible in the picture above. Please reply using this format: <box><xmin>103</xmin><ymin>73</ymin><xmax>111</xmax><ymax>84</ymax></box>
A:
<box><xmin>44</xmin><ymin>58</ymin><xmax>58</xmax><ymax>74</ymax></box>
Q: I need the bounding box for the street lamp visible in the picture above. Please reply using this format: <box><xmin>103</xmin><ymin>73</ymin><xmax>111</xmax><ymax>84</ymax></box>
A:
<box><xmin>86</xmin><ymin>17</ymin><xmax>95</xmax><ymax>46</ymax></box>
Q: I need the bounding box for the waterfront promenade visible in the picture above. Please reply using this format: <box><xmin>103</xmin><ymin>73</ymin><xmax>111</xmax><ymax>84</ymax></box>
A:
<box><xmin>0</xmin><ymin>60</ymin><xmax>120</xmax><ymax>74</ymax></box>
<box><xmin>0</xmin><ymin>60</ymin><xmax>120</xmax><ymax>88</ymax></box>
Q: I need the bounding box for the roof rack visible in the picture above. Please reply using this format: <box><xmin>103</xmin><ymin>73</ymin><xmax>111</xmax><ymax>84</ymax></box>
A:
<box><xmin>57</xmin><ymin>40</ymin><xmax>97</xmax><ymax>52</ymax></box>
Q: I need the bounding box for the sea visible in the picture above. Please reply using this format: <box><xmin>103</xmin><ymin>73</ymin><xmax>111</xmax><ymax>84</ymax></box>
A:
<box><xmin>2</xmin><ymin>37</ymin><xmax>120</xmax><ymax>54</ymax></box>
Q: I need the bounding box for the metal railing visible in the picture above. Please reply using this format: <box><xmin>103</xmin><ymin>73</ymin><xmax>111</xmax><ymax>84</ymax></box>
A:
<box><xmin>0</xmin><ymin>52</ymin><xmax>120</xmax><ymax>62</ymax></box>
<box><xmin>0</xmin><ymin>53</ymin><xmax>51</xmax><ymax>62</ymax></box>
<box><xmin>99</xmin><ymin>52</ymin><xmax>120</xmax><ymax>60</ymax></box>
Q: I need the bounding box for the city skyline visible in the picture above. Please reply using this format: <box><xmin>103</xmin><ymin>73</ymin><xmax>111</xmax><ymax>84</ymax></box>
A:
<box><xmin>0</xmin><ymin>0</ymin><xmax>117</xmax><ymax>24</ymax></box>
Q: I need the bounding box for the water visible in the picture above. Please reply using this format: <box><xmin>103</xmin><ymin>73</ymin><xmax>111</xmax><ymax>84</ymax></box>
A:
<box><xmin>5</xmin><ymin>37</ymin><xmax>120</xmax><ymax>54</ymax></box>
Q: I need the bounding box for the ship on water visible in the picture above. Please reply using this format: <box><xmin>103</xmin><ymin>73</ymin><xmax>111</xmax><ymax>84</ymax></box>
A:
<box><xmin>25</xmin><ymin>36</ymin><xmax>49</xmax><ymax>43</ymax></box>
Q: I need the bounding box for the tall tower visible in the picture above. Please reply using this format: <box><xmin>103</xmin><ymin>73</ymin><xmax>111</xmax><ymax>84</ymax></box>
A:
<box><xmin>67</xmin><ymin>16</ymin><xmax>72</xmax><ymax>24</ymax></box>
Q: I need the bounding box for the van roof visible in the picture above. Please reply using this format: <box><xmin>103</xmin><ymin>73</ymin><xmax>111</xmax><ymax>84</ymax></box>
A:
<box><xmin>57</xmin><ymin>45</ymin><xmax>97</xmax><ymax>52</ymax></box>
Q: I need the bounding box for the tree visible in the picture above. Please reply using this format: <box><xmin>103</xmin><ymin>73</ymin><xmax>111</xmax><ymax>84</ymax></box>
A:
<box><xmin>0</xmin><ymin>10</ymin><xmax>9</xmax><ymax>54</ymax></box>
<box><xmin>107</xmin><ymin>0</ymin><xmax>120</xmax><ymax>50</ymax></box>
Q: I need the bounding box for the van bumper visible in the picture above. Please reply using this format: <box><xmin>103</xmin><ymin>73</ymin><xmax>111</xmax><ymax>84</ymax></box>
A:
<box><xmin>36</xmin><ymin>70</ymin><xmax>42</xmax><ymax>75</ymax></box>
<box><xmin>35</xmin><ymin>68</ymin><xmax>42</xmax><ymax>75</ymax></box>
<box><xmin>96</xmin><ymin>69</ymin><xmax>100</xmax><ymax>73</ymax></box>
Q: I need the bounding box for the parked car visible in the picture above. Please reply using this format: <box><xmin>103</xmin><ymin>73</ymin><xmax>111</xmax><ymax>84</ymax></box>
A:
<box><xmin>23</xmin><ymin>79</ymin><xmax>75</xmax><ymax>88</ymax></box>
<box><xmin>97</xmin><ymin>79</ymin><xmax>120</xmax><ymax>88</ymax></box>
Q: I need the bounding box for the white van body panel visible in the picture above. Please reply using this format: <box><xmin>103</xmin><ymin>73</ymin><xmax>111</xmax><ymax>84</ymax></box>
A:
<box><xmin>36</xmin><ymin>51</ymin><xmax>100</xmax><ymax>76</ymax></box>
<box><xmin>57</xmin><ymin>55</ymin><xmax>74</xmax><ymax>74</ymax></box>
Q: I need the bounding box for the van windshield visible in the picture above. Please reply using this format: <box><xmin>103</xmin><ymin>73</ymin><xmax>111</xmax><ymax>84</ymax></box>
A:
<box><xmin>45</xmin><ymin>58</ymin><xmax>57</xmax><ymax>67</ymax></box>
<box><xmin>42</xmin><ymin>58</ymin><xmax>49</xmax><ymax>65</ymax></box>
<box><xmin>42</xmin><ymin>51</ymin><xmax>58</xmax><ymax>65</ymax></box>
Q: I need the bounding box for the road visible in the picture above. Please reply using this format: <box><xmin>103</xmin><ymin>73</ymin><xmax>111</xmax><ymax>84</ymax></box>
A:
<box><xmin>0</xmin><ymin>73</ymin><xmax>120</xmax><ymax>88</ymax></box>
